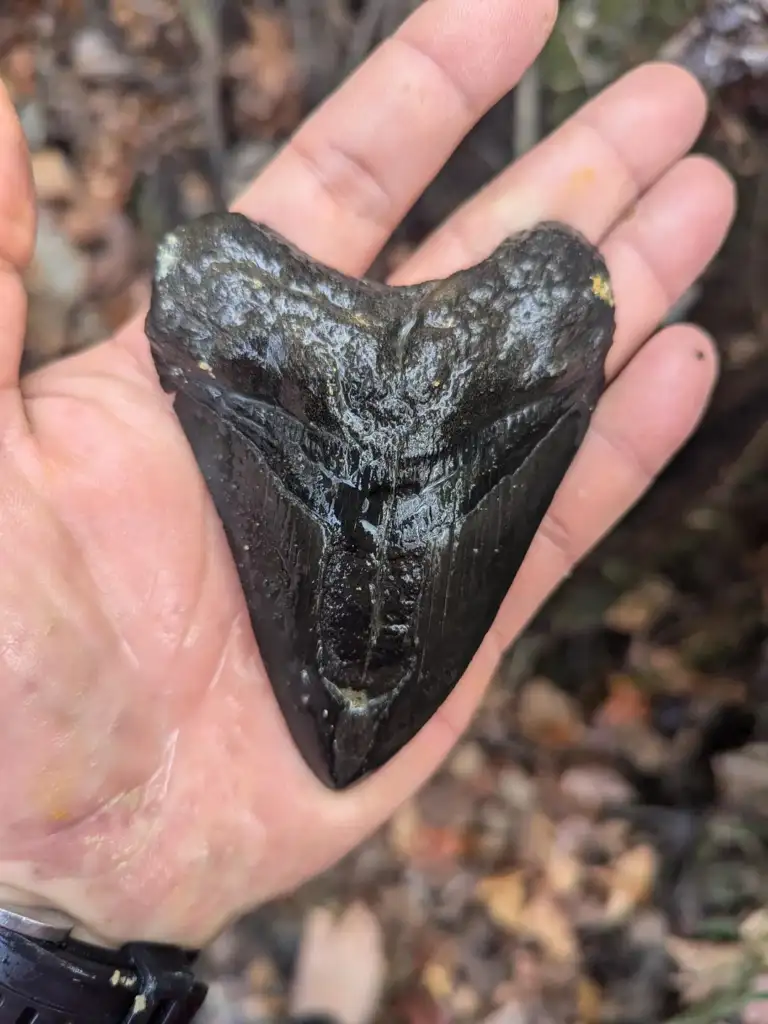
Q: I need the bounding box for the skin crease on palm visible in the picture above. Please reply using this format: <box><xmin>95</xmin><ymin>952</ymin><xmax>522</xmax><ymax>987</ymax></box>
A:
<box><xmin>0</xmin><ymin>0</ymin><xmax>737</xmax><ymax>947</ymax></box>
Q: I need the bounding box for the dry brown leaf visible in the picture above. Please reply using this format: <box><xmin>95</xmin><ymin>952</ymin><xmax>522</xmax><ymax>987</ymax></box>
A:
<box><xmin>520</xmin><ymin>811</ymin><xmax>556</xmax><ymax>868</ymax></box>
<box><xmin>559</xmin><ymin>766</ymin><xmax>636</xmax><ymax>811</ymax></box>
<box><xmin>98</xmin><ymin>277</ymin><xmax>150</xmax><ymax>335</ymax></box>
<box><xmin>545</xmin><ymin>848</ymin><xmax>582</xmax><ymax>897</ymax></box>
<box><xmin>590</xmin><ymin>719</ymin><xmax>669</xmax><ymax>774</ymax></box>
<box><xmin>481</xmin><ymin>1002</ymin><xmax>528</xmax><ymax>1024</ymax></box>
<box><xmin>476</xmin><ymin>871</ymin><xmax>527</xmax><ymax>933</ymax></box>
<box><xmin>497</xmin><ymin>766</ymin><xmax>536</xmax><ymax>811</ymax></box>
<box><xmin>517</xmin><ymin>891</ymin><xmax>578</xmax><ymax>963</ymax></box>
<box><xmin>110</xmin><ymin>0</ymin><xmax>182</xmax><ymax>51</ymax></box>
<box><xmin>605</xmin><ymin>844</ymin><xmax>657</xmax><ymax>920</ymax></box>
<box><xmin>741</xmin><ymin>908</ymin><xmax>768</xmax><ymax>963</ymax></box>
<box><xmin>24</xmin><ymin>208</ymin><xmax>89</xmax><ymax>364</ymax></box>
<box><xmin>512</xmin><ymin>944</ymin><xmax>544</xmax><ymax>998</ymax></box>
<box><xmin>388</xmin><ymin>799</ymin><xmax>466</xmax><ymax>866</ymax></box>
<box><xmin>421</xmin><ymin>961</ymin><xmax>454</xmax><ymax>1003</ymax></box>
<box><xmin>389</xmin><ymin>800</ymin><xmax>420</xmax><ymax>859</ymax></box>
<box><xmin>666</xmin><ymin>936</ymin><xmax>746</xmax><ymax>1004</ymax></box>
<box><xmin>517</xmin><ymin>678</ymin><xmax>585</xmax><ymax>747</ymax></box>
<box><xmin>391</xmin><ymin>986</ymin><xmax>447</xmax><ymax>1024</ymax></box>
<box><xmin>246</xmin><ymin>955</ymin><xmax>280</xmax><ymax>994</ymax></box>
<box><xmin>417</xmin><ymin>825</ymin><xmax>467</xmax><ymax>865</ymax></box>
<box><xmin>594</xmin><ymin>674</ymin><xmax>649</xmax><ymax>728</ymax></box>
<box><xmin>448</xmin><ymin>741</ymin><xmax>487</xmax><ymax>782</ymax></box>
<box><xmin>31</xmin><ymin>149</ymin><xmax>79</xmax><ymax>205</ymax></box>
<box><xmin>577</xmin><ymin>977</ymin><xmax>603</xmax><ymax>1024</ymax></box>
<box><xmin>228</xmin><ymin>9</ymin><xmax>301</xmax><ymax>136</ymax></box>
<box><xmin>604</xmin><ymin>578</ymin><xmax>674</xmax><ymax>633</ymax></box>
<box><xmin>451</xmin><ymin>984</ymin><xmax>481</xmax><ymax>1019</ymax></box>
<box><xmin>638</xmin><ymin>644</ymin><xmax>696</xmax><ymax>694</ymax></box>
<box><xmin>2</xmin><ymin>42</ymin><xmax>36</xmax><ymax>100</ymax></box>
<box><xmin>743</xmin><ymin>974</ymin><xmax>768</xmax><ymax>1024</ymax></box>
<box><xmin>289</xmin><ymin>902</ymin><xmax>386</xmax><ymax>1024</ymax></box>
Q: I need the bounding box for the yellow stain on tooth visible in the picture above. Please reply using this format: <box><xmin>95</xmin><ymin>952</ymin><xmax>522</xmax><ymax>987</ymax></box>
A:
<box><xmin>591</xmin><ymin>273</ymin><xmax>615</xmax><ymax>307</ymax></box>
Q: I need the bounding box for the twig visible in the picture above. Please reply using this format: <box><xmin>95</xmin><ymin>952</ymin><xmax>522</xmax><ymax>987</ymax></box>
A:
<box><xmin>179</xmin><ymin>0</ymin><xmax>226</xmax><ymax>208</ymax></box>
<box><xmin>513</xmin><ymin>62</ymin><xmax>542</xmax><ymax>158</ymax></box>
<box><xmin>379</xmin><ymin>0</ymin><xmax>418</xmax><ymax>40</ymax></box>
<box><xmin>343</xmin><ymin>0</ymin><xmax>388</xmax><ymax>75</ymax></box>
<box><xmin>287</xmin><ymin>0</ymin><xmax>350</xmax><ymax>107</ymax></box>
<box><xmin>285</xmin><ymin>0</ymin><xmax>316</xmax><ymax>74</ymax></box>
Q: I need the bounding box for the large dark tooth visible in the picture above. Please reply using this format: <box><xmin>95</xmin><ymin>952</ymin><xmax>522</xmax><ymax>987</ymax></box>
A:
<box><xmin>145</xmin><ymin>212</ymin><xmax>615</xmax><ymax>789</ymax></box>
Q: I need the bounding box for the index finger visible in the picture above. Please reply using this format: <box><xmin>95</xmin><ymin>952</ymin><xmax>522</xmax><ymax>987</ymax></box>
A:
<box><xmin>233</xmin><ymin>0</ymin><xmax>558</xmax><ymax>274</ymax></box>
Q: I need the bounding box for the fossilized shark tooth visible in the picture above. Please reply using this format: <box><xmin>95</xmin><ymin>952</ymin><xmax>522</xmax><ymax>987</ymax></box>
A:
<box><xmin>145</xmin><ymin>212</ymin><xmax>615</xmax><ymax>789</ymax></box>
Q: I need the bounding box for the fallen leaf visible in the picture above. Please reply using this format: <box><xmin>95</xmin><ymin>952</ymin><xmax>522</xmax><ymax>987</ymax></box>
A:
<box><xmin>518</xmin><ymin>891</ymin><xmax>578</xmax><ymax>963</ymax></box>
<box><xmin>476</xmin><ymin>871</ymin><xmax>527</xmax><ymax>933</ymax></box>
<box><xmin>481</xmin><ymin>1002</ymin><xmax>528</xmax><ymax>1024</ymax></box>
<box><xmin>604</xmin><ymin>578</ymin><xmax>674</xmax><ymax>634</ymax></box>
<box><xmin>448</xmin><ymin>741</ymin><xmax>487</xmax><ymax>782</ymax></box>
<box><xmin>246</xmin><ymin>955</ymin><xmax>280</xmax><ymax>994</ymax></box>
<box><xmin>289</xmin><ymin>902</ymin><xmax>386</xmax><ymax>1024</ymax></box>
<box><xmin>422</xmin><ymin>961</ymin><xmax>454</xmax><ymax>1003</ymax></box>
<box><xmin>391</xmin><ymin>985</ymin><xmax>448</xmax><ymax>1024</ymax></box>
<box><xmin>742</xmin><ymin>909</ymin><xmax>768</xmax><ymax>964</ymax></box>
<box><xmin>743</xmin><ymin>973</ymin><xmax>768</xmax><ymax>1024</ymax></box>
<box><xmin>559</xmin><ymin>765</ymin><xmax>636</xmax><ymax>811</ymax></box>
<box><xmin>451</xmin><ymin>983</ymin><xmax>481</xmax><ymax>1019</ymax></box>
<box><xmin>605</xmin><ymin>844</ymin><xmax>657</xmax><ymax>920</ymax></box>
<box><xmin>512</xmin><ymin>944</ymin><xmax>544</xmax><ymax>999</ymax></box>
<box><xmin>228</xmin><ymin>9</ymin><xmax>301</xmax><ymax>136</ymax></box>
<box><xmin>31</xmin><ymin>148</ymin><xmax>79</xmax><ymax>204</ymax></box>
<box><xmin>594</xmin><ymin>674</ymin><xmax>649</xmax><ymax>728</ymax></box>
<box><xmin>497</xmin><ymin>766</ymin><xmax>536</xmax><ymax>811</ymax></box>
<box><xmin>389</xmin><ymin>799</ymin><xmax>467</xmax><ymax>866</ymax></box>
<box><xmin>24</xmin><ymin>208</ymin><xmax>89</xmax><ymax>366</ymax></box>
<box><xmin>517</xmin><ymin>677</ymin><xmax>585</xmax><ymax>747</ymax></box>
<box><xmin>577</xmin><ymin>976</ymin><xmax>603</xmax><ymax>1024</ymax></box>
<box><xmin>520</xmin><ymin>811</ymin><xmax>556</xmax><ymax>868</ymax></box>
<box><xmin>666</xmin><ymin>936</ymin><xmax>746</xmax><ymax>1004</ymax></box>
<box><xmin>637</xmin><ymin>644</ymin><xmax>695</xmax><ymax>694</ymax></box>
<box><xmin>545</xmin><ymin>848</ymin><xmax>582</xmax><ymax>897</ymax></box>
<box><xmin>71</xmin><ymin>26</ymin><xmax>135</xmax><ymax>80</ymax></box>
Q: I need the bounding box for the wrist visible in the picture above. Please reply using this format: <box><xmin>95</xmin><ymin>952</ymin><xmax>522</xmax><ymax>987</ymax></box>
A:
<box><xmin>0</xmin><ymin>886</ymin><xmax>116</xmax><ymax>949</ymax></box>
<box><xmin>0</xmin><ymin>902</ymin><xmax>207</xmax><ymax>1022</ymax></box>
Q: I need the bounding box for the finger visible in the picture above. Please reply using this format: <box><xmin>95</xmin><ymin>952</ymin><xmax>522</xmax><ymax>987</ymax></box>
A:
<box><xmin>341</xmin><ymin>323</ymin><xmax>718</xmax><ymax>827</ymax></box>
<box><xmin>0</xmin><ymin>80</ymin><xmax>36</xmax><ymax>406</ymax></box>
<box><xmin>391</xmin><ymin>62</ymin><xmax>708</xmax><ymax>284</ymax></box>
<box><xmin>602</xmin><ymin>155</ymin><xmax>736</xmax><ymax>378</ymax></box>
<box><xmin>232</xmin><ymin>0</ymin><xmax>558</xmax><ymax>274</ymax></box>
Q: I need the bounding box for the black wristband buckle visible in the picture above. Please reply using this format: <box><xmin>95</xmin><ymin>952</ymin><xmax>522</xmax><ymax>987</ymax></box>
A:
<box><xmin>121</xmin><ymin>942</ymin><xmax>207</xmax><ymax>1023</ymax></box>
<box><xmin>0</xmin><ymin>923</ymin><xmax>208</xmax><ymax>1023</ymax></box>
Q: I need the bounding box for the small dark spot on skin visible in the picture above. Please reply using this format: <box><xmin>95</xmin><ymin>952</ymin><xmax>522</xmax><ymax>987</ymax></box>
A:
<box><xmin>694</xmin><ymin>349</ymin><xmax>705</xmax><ymax>361</ymax></box>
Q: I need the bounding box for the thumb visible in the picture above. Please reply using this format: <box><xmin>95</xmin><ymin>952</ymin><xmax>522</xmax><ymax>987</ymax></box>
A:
<box><xmin>0</xmin><ymin>79</ymin><xmax>36</xmax><ymax>419</ymax></box>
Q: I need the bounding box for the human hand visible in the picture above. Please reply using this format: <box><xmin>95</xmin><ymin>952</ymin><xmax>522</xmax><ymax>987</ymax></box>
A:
<box><xmin>0</xmin><ymin>0</ymin><xmax>735</xmax><ymax>947</ymax></box>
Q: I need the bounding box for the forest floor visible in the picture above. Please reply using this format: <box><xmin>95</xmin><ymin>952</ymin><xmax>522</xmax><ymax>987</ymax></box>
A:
<box><xmin>2</xmin><ymin>2</ymin><xmax>768</xmax><ymax>1022</ymax></box>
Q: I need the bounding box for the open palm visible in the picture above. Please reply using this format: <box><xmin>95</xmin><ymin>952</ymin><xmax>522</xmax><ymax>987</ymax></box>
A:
<box><xmin>0</xmin><ymin>0</ymin><xmax>734</xmax><ymax>947</ymax></box>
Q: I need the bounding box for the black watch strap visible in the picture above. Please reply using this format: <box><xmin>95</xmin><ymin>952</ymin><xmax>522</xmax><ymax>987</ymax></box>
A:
<box><xmin>0</xmin><ymin>919</ymin><xmax>208</xmax><ymax>1023</ymax></box>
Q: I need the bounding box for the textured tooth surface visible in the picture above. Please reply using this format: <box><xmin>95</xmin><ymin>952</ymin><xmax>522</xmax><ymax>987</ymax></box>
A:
<box><xmin>145</xmin><ymin>212</ymin><xmax>616</xmax><ymax>789</ymax></box>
